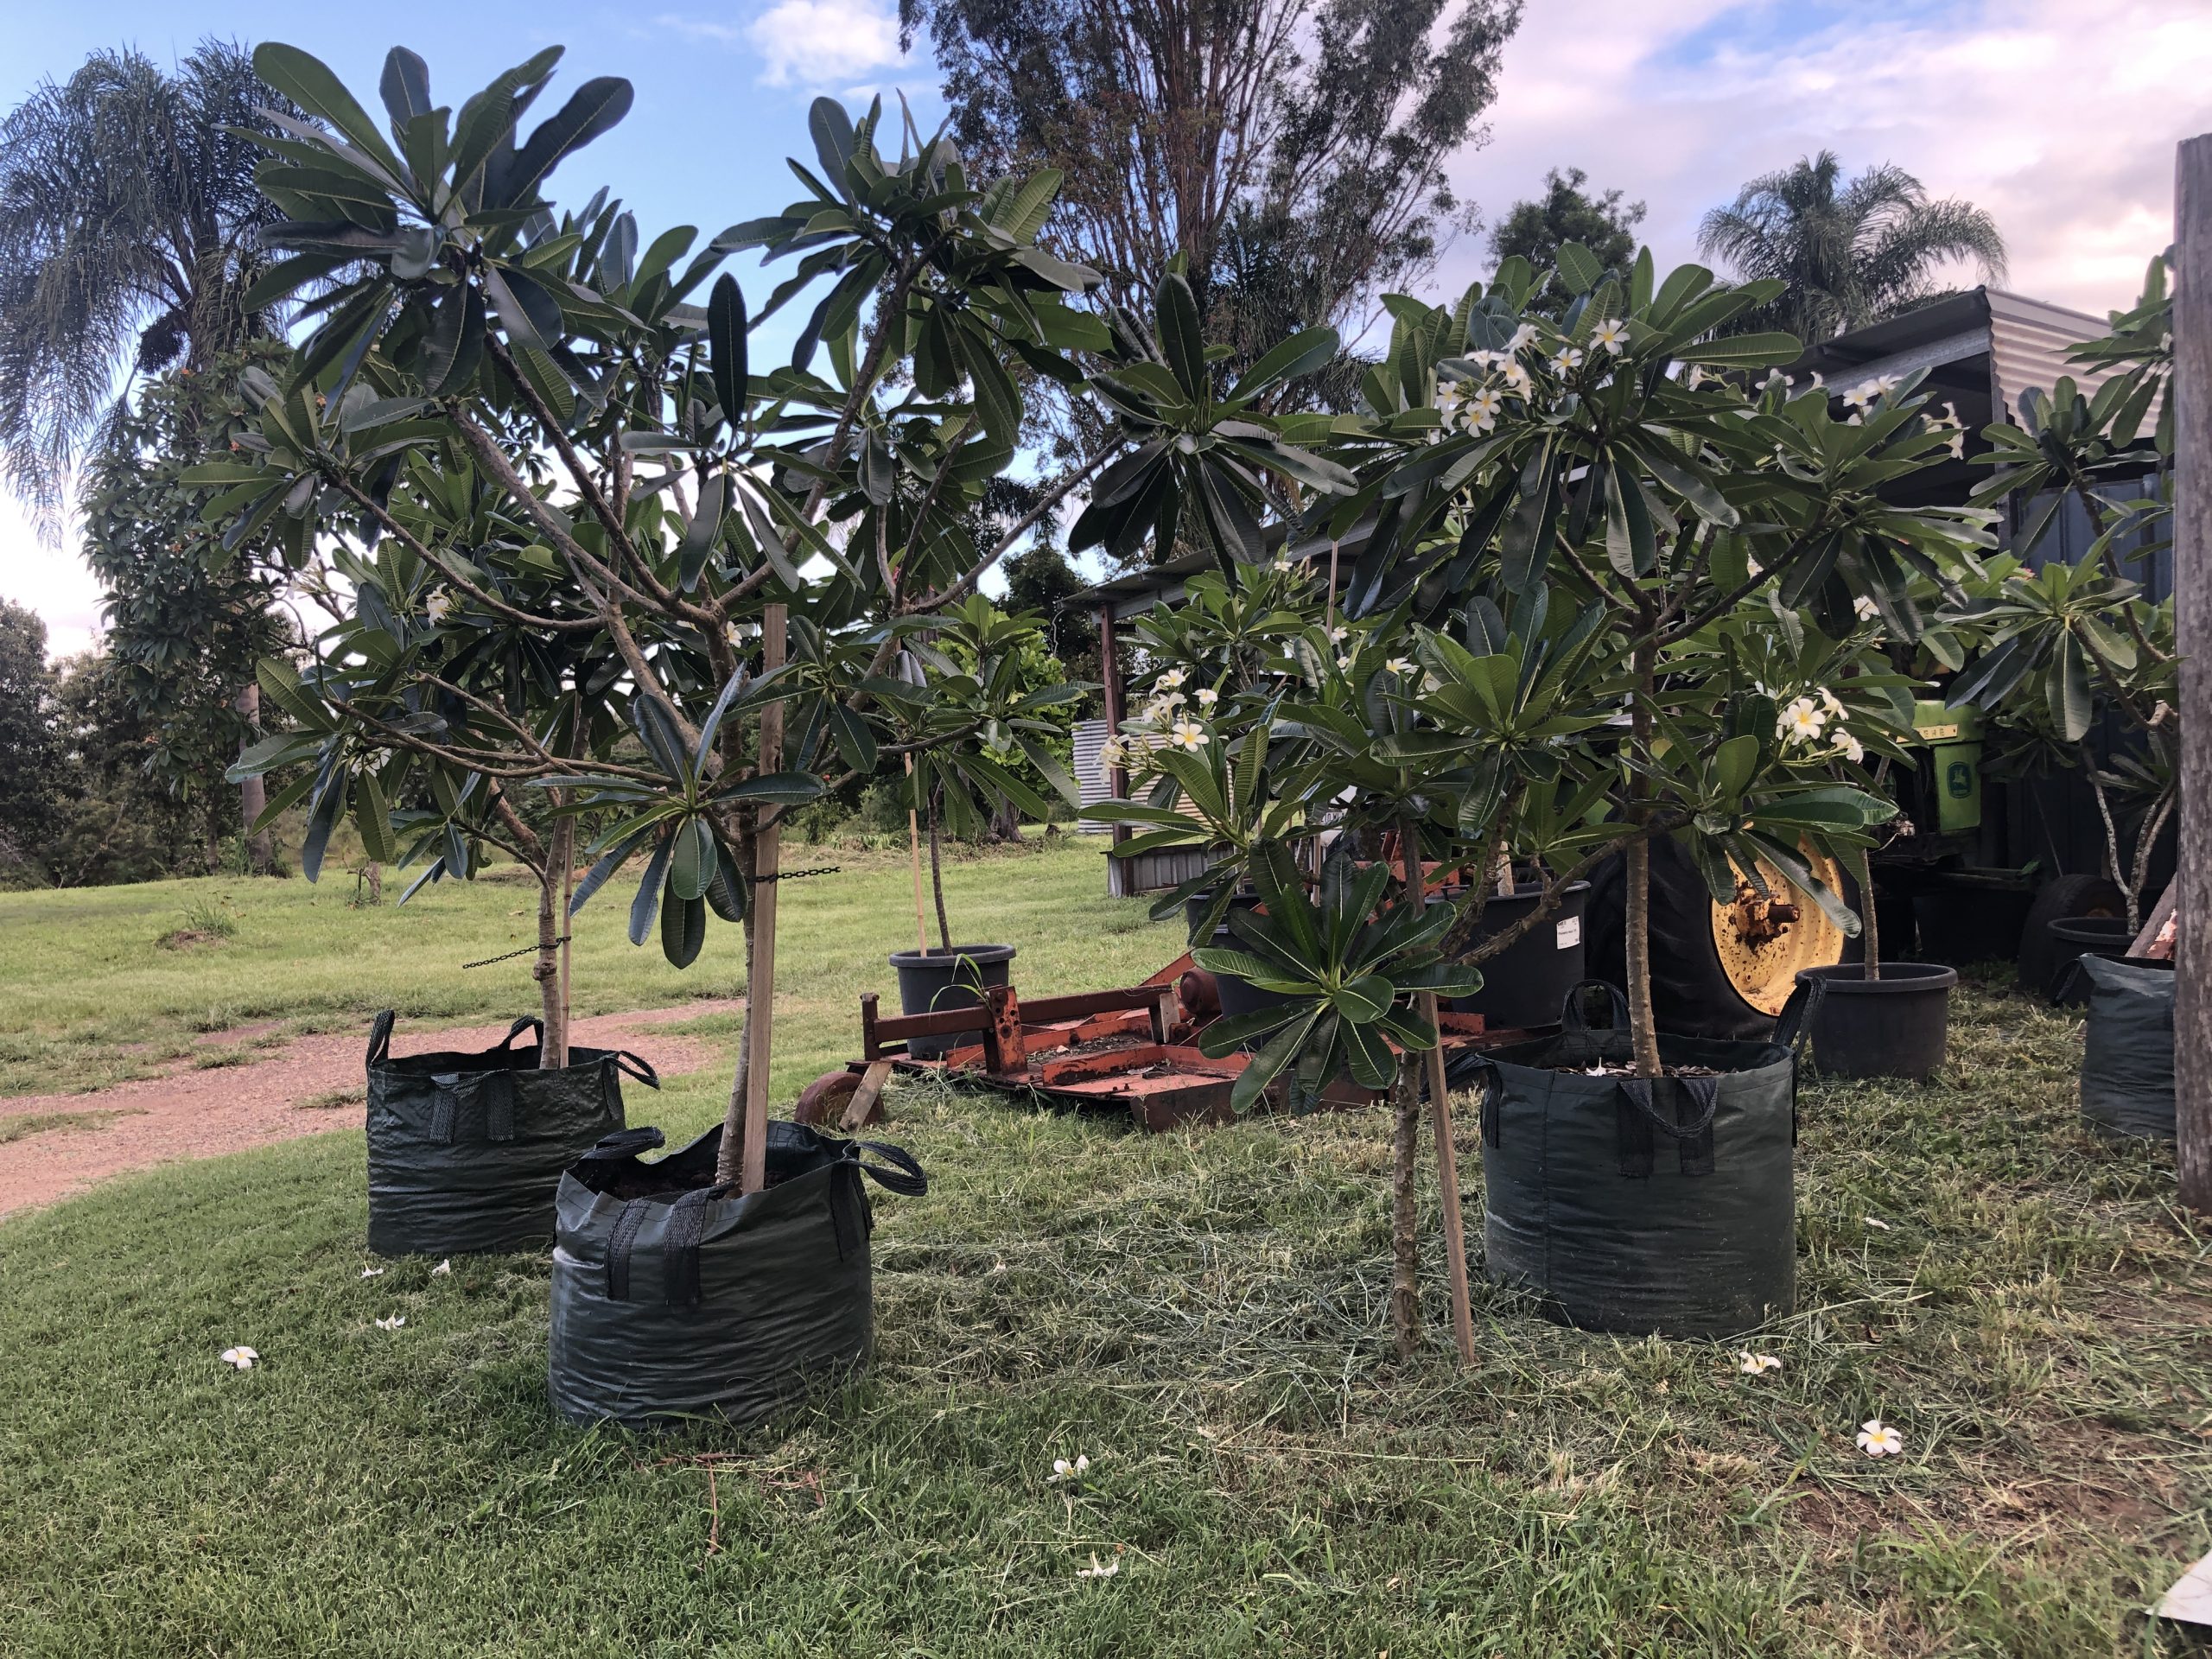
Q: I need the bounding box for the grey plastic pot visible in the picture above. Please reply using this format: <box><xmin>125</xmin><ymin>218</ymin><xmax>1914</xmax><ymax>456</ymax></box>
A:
<box><xmin>890</xmin><ymin>944</ymin><xmax>1016</xmax><ymax>1059</ymax></box>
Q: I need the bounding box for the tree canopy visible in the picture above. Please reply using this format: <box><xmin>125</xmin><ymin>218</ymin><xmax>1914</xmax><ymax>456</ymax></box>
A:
<box><xmin>1489</xmin><ymin>167</ymin><xmax>1645</xmax><ymax>316</ymax></box>
<box><xmin>1697</xmin><ymin>150</ymin><xmax>2005</xmax><ymax>342</ymax></box>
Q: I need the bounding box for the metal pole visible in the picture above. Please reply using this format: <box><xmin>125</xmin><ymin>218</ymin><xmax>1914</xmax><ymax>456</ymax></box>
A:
<box><xmin>2177</xmin><ymin>133</ymin><xmax>2212</xmax><ymax>1211</ymax></box>
<box><xmin>741</xmin><ymin>602</ymin><xmax>787</xmax><ymax>1195</ymax></box>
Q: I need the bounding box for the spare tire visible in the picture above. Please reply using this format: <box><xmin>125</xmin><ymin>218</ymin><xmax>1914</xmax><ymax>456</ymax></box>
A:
<box><xmin>2017</xmin><ymin>874</ymin><xmax>2126</xmax><ymax>1001</ymax></box>
<box><xmin>1586</xmin><ymin>838</ymin><xmax>1856</xmax><ymax>1041</ymax></box>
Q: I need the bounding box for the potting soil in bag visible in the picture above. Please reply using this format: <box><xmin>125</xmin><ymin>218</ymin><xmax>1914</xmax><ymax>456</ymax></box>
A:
<box><xmin>1460</xmin><ymin>980</ymin><xmax>1815</xmax><ymax>1338</ymax></box>
<box><xmin>365</xmin><ymin>1010</ymin><xmax>656</xmax><ymax>1256</ymax></box>
<box><xmin>548</xmin><ymin>1121</ymin><xmax>928</xmax><ymax>1429</ymax></box>
<box><xmin>2080</xmin><ymin>955</ymin><xmax>2176</xmax><ymax>1141</ymax></box>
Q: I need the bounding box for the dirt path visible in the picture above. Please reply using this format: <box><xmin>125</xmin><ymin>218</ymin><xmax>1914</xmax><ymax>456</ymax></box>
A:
<box><xmin>0</xmin><ymin>1002</ymin><xmax>741</xmax><ymax>1219</ymax></box>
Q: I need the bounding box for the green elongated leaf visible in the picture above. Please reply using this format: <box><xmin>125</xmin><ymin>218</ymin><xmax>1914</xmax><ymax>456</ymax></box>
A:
<box><xmin>677</xmin><ymin>472</ymin><xmax>725</xmax><ymax>592</ymax></box>
<box><xmin>353</xmin><ymin>770</ymin><xmax>397</xmax><ymax>866</ymax></box>
<box><xmin>1340</xmin><ymin>1019</ymin><xmax>1396</xmax><ymax>1089</ymax></box>
<box><xmin>1500</xmin><ymin>441</ymin><xmax>1557</xmax><ymax>594</ymax></box>
<box><xmin>423</xmin><ymin>282</ymin><xmax>484</xmax><ymax>394</ymax></box>
<box><xmin>228</xmin><ymin>731</ymin><xmax>319</xmax><ymax>779</ymax></box>
<box><xmin>713</xmin><ymin>771</ymin><xmax>824</xmax><ymax>804</ymax></box>
<box><xmin>632</xmin><ymin>694</ymin><xmax>690</xmax><ymax>779</ymax></box>
<box><xmin>493</xmin><ymin>76</ymin><xmax>632</xmax><ymax>207</ymax></box>
<box><xmin>808</xmin><ymin>98</ymin><xmax>855</xmax><ymax>190</ymax></box>
<box><xmin>629</xmin><ymin>830</ymin><xmax>673</xmax><ymax>946</ymax></box>
<box><xmin>1554</xmin><ymin>240</ymin><xmax>1602</xmax><ymax>295</ymax></box>
<box><xmin>2050</xmin><ymin>628</ymin><xmax>2093</xmax><ymax>741</ymax></box>
<box><xmin>1228</xmin><ymin>326</ymin><xmax>1338</xmax><ymax>402</ymax></box>
<box><xmin>1226</xmin><ymin>1007</ymin><xmax>1325</xmax><ymax>1115</ymax></box>
<box><xmin>241</xmin><ymin>251</ymin><xmax>350</xmax><ymax>314</ymax></box>
<box><xmin>379</xmin><ymin>48</ymin><xmax>431</xmax><ymax>126</ymax></box>
<box><xmin>693</xmin><ymin>663</ymin><xmax>749</xmax><ymax>779</ymax></box>
<box><xmin>1636</xmin><ymin>440</ymin><xmax>1739</xmax><ymax>527</ymax></box>
<box><xmin>1678</xmin><ymin>331</ymin><xmax>1803</xmax><ymax>368</ymax></box>
<box><xmin>660</xmin><ymin>887</ymin><xmax>706</xmax><ymax>968</ymax></box>
<box><xmin>669</xmin><ymin>817</ymin><xmax>713</xmax><ymax>901</ymax></box>
<box><xmin>1155</xmin><ymin>271</ymin><xmax>1206</xmax><ymax>399</ymax></box>
<box><xmin>1333</xmin><ymin>974</ymin><xmax>1395</xmax><ymax>1022</ymax></box>
<box><xmin>709</xmin><ymin>274</ymin><xmax>747</xmax><ymax>429</ymax></box>
<box><xmin>483</xmin><ymin>264</ymin><xmax>562</xmax><ymax>349</ymax></box>
<box><xmin>1712</xmin><ymin>733</ymin><xmax>1759</xmax><ymax>800</ymax></box>
<box><xmin>570</xmin><ymin>824</ymin><xmax>653</xmax><ymax>912</ymax></box>
<box><xmin>253</xmin><ymin>44</ymin><xmax>409</xmax><ymax>184</ymax></box>
<box><xmin>955</xmin><ymin>324</ymin><xmax>1021</xmax><ymax>444</ymax></box>
<box><xmin>705</xmin><ymin>839</ymin><xmax>747</xmax><ymax>924</ymax></box>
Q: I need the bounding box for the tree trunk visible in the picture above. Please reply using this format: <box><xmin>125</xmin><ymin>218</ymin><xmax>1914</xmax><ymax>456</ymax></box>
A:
<box><xmin>1389</xmin><ymin>810</ymin><xmax>1427</xmax><ymax>1360</ymax></box>
<box><xmin>717</xmin><ymin>822</ymin><xmax>760</xmax><ymax>1188</ymax></box>
<box><xmin>535</xmin><ymin>816</ymin><xmax>572</xmax><ymax>1067</ymax></box>
<box><xmin>1625</xmin><ymin>634</ymin><xmax>1662</xmax><ymax>1077</ymax></box>
<box><xmin>234</xmin><ymin>683</ymin><xmax>273</xmax><ymax>874</ymax></box>
<box><xmin>927</xmin><ymin>789</ymin><xmax>953</xmax><ymax>951</ymax></box>
<box><xmin>1857</xmin><ymin>844</ymin><xmax>1880</xmax><ymax>981</ymax></box>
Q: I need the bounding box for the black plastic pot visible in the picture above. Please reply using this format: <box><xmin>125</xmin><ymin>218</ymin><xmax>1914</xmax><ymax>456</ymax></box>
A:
<box><xmin>1468</xmin><ymin>981</ymin><xmax>1815</xmax><ymax>1338</ymax></box>
<box><xmin>1793</xmin><ymin>963</ymin><xmax>1958</xmax><ymax>1082</ymax></box>
<box><xmin>1185</xmin><ymin>887</ymin><xmax>1262</xmax><ymax>938</ymax></box>
<box><xmin>2045</xmin><ymin>917</ymin><xmax>2136</xmax><ymax>1007</ymax></box>
<box><xmin>890</xmin><ymin>944</ymin><xmax>1016</xmax><ymax>1058</ymax></box>
<box><xmin>1208</xmin><ymin>924</ymin><xmax>1300</xmax><ymax>1027</ymax></box>
<box><xmin>1446</xmin><ymin>881</ymin><xmax>1590</xmax><ymax>1032</ymax></box>
<box><xmin>1912</xmin><ymin>869</ymin><xmax>2035</xmax><ymax>968</ymax></box>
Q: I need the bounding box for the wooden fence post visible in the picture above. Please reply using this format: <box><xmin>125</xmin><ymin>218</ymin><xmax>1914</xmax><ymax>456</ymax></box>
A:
<box><xmin>740</xmin><ymin>602</ymin><xmax>787</xmax><ymax>1195</ymax></box>
<box><xmin>2175</xmin><ymin>134</ymin><xmax>2212</xmax><ymax>1211</ymax></box>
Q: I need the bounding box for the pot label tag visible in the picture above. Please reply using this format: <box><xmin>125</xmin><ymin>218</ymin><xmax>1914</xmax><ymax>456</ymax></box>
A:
<box><xmin>1556</xmin><ymin>917</ymin><xmax>1582</xmax><ymax>950</ymax></box>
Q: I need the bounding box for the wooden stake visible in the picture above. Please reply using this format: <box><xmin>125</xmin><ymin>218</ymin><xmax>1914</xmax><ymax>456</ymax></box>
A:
<box><xmin>741</xmin><ymin>602</ymin><xmax>787</xmax><ymax>1195</ymax></box>
<box><xmin>904</xmin><ymin>753</ymin><xmax>928</xmax><ymax>955</ymax></box>
<box><xmin>1421</xmin><ymin>992</ymin><xmax>1478</xmax><ymax>1367</ymax></box>
<box><xmin>2175</xmin><ymin>133</ymin><xmax>2212</xmax><ymax>1211</ymax></box>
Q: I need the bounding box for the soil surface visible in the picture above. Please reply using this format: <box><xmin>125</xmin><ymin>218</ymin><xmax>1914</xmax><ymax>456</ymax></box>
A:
<box><xmin>0</xmin><ymin>1002</ymin><xmax>740</xmax><ymax>1220</ymax></box>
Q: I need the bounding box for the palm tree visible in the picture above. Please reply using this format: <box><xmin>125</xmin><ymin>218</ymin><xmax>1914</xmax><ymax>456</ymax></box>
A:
<box><xmin>1698</xmin><ymin>150</ymin><xmax>2006</xmax><ymax>343</ymax></box>
<box><xmin>0</xmin><ymin>41</ymin><xmax>281</xmax><ymax>534</ymax></box>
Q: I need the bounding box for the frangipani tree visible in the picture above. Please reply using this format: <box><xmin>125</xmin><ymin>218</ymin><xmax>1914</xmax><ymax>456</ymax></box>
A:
<box><xmin>1092</xmin><ymin>244</ymin><xmax>1988</xmax><ymax>1352</ymax></box>
<box><xmin>210</xmin><ymin>42</ymin><xmax>1341</xmax><ymax>1189</ymax></box>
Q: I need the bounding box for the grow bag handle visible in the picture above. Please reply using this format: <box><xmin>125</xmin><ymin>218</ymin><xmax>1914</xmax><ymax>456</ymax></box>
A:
<box><xmin>1617</xmin><ymin>1075</ymin><xmax>1721</xmax><ymax>1141</ymax></box>
<box><xmin>427</xmin><ymin>1069</ymin><xmax>518</xmax><ymax>1143</ymax></box>
<box><xmin>581</xmin><ymin>1126</ymin><xmax>666</xmax><ymax>1160</ymax></box>
<box><xmin>1770</xmin><ymin>976</ymin><xmax>1825</xmax><ymax>1064</ymax></box>
<box><xmin>850</xmin><ymin>1140</ymin><xmax>928</xmax><ymax>1197</ymax></box>
<box><xmin>367</xmin><ymin>1009</ymin><xmax>397</xmax><ymax>1067</ymax></box>
<box><xmin>499</xmin><ymin>1015</ymin><xmax>544</xmax><ymax>1054</ymax></box>
<box><xmin>1558</xmin><ymin>980</ymin><xmax>1630</xmax><ymax>1033</ymax></box>
<box><xmin>610</xmin><ymin>1051</ymin><xmax>660</xmax><ymax>1089</ymax></box>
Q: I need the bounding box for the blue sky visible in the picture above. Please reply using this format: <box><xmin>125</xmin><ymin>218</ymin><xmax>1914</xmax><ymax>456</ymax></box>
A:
<box><xmin>6</xmin><ymin>0</ymin><xmax>2211</xmax><ymax>652</ymax></box>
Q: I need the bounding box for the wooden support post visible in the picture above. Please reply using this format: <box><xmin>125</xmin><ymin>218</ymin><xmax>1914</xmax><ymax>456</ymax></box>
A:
<box><xmin>1097</xmin><ymin>602</ymin><xmax>1129</xmax><ymax>897</ymax></box>
<box><xmin>2177</xmin><ymin>135</ymin><xmax>2212</xmax><ymax>1212</ymax></box>
<box><xmin>904</xmin><ymin>753</ymin><xmax>928</xmax><ymax>955</ymax></box>
<box><xmin>741</xmin><ymin>601</ymin><xmax>787</xmax><ymax>1195</ymax></box>
<box><xmin>1421</xmin><ymin>993</ymin><xmax>1478</xmax><ymax>1367</ymax></box>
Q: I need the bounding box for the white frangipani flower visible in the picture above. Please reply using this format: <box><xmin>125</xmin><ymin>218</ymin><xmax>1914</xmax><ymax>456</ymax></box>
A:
<box><xmin>1835</xmin><ymin>729</ymin><xmax>1866</xmax><ymax>764</ymax></box>
<box><xmin>1336</xmin><ymin>654</ymin><xmax>1353</xmax><ymax>671</ymax></box>
<box><xmin>1076</xmin><ymin>1554</ymin><xmax>1120</xmax><ymax>1579</ymax></box>
<box><xmin>1685</xmin><ymin>365</ymin><xmax>1708</xmax><ymax>390</ymax></box>
<box><xmin>1591</xmin><ymin>319</ymin><xmax>1629</xmax><ymax>354</ymax></box>
<box><xmin>423</xmin><ymin>592</ymin><xmax>454</xmax><ymax>625</ymax></box>
<box><xmin>1819</xmin><ymin>688</ymin><xmax>1846</xmax><ymax>719</ymax></box>
<box><xmin>431</xmin><ymin>1259</ymin><xmax>451</xmax><ymax>1277</ymax></box>
<box><xmin>1385</xmin><ymin>658</ymin><xmax>1414</xmax><ymax>675</ymax></box>
<box><xmin>1168</xmin><ymin>721</ymin><xmax>1208</xmax><ymax>752</ymax></box>
<box><xmin>1856</xmin><ymin>1419</ymin><xmax>1904</xmax><ymax>1458</ymax></box>
<box><xmin>1503</xmin><ymin>360</ymin><xmax>1533</xmax><ymax>396</ymax></box>
<box><xmin>1049</xmin><ymin>1453</ymin><xmax>1091</xmax><ymax>1482</ymax></box>
<box><xmin>1507</xmin><ymin>322</ymin><xmax>1539</xmax><ymax>353</ymax></box>
<box><xmin>219</xmin><ymin>1345</ymin><xmax>259</xmax><ymax>1370</ymax></box>
<box><xmin>1553</xmin><ymin>346</ymin><xmax>1586</xmax><ymax>372</ymax></box>
<box><xmin>1271</xmin><ymin>556</ymin><xmax>1293</xmax><ymax>573</ymax></box>
<box><xmin>1194</xmin><ymin>687</ymin><xmax>1218</xmax><ymax>708</ymax></box>
<box><xmin>1853</xmin><ymin>594</ymin><xmax>1881</xmax><ymax>621</ymax></box>
<box><xmin>1777</xmin><ymin>697</ymin><xmax>1828</xmax><ymax>745</ymax></box>
<box><xmin>360</xmin><ymin>1267</ymin><xmax>385</xmax><ymax>1279</ymax></box>
<box><xmin>1155</xmin><ymin>668</ymin><xmax>1187</xmax><ymax>690</ymax></box>
<box><xmin>1738</xmin><ymin>1351</ymin><xmax>1783</xmax><ymax>1375</ymax></box>
<box><xmin>1327</xmin><ymin>626</ymin><xmax>1348</xmax><ymax>644</ymax></box>
<box><xmin>374</xmin><ymin>1315</ymin><xmax>406</xmax><ymax>1332</ymax></box>
<box><xmin>1468</xmin><ymin>386</ymin><xmax>1504</xmax><ymax>428</ymax></box>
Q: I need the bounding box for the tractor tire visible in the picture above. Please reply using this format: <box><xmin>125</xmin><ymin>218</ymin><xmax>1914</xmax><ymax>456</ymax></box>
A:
<box><xmin>2017</xmin><ymin>874</ymin><xmax>2127</xmax><ymax>1001</ymax></box>
<box><xmin>1585</xmin><ymin>838</ymin><xmax>1858</xmax><ymax>1041</ymax></box>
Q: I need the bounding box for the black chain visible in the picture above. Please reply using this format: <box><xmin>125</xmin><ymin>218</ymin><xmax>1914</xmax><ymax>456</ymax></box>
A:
<box><xmin>755</xmin><ymin>865</ymin><xmax>842</xmax><ymax>883</ymax></box>
<box><xmin>462</xmin><ymin>935</ymin><xmax>571</xmax><ymax>969</ymax></box>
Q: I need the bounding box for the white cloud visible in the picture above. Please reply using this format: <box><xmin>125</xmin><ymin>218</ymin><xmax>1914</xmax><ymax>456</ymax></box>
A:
<box><xmin>1443</xmin><ymin>0</ymin><xmax>2212</xmax><ymax>320</ymax></box>
<box><xmin>0</xmin><ymin>494</ymin><xmax>97</xmax><ymax>663</ymax></box>
<box><xmin>660</xmin><ymin>0</ymin><xmax>907</xmax><ymax>89</ymax></box>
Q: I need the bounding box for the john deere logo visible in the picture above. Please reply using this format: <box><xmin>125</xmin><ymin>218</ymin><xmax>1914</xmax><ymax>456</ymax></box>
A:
<box><xmin>1946</xmin><ymin>760</ymin><xmax>1974</xmax><ymax>798</ymax></box>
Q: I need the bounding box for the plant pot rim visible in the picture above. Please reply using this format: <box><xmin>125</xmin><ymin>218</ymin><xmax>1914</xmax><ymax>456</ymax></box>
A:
<box><xmin>1922</xmin><ymin>868</ymin><xmax>2035</xmax><ymax>893</ymax></box>
<box><xmin>1796</xmin><ymin>962</ymin><xmax>1959</xmax><ymax>993</ymax></box>
<box><xmin>2046</xmin><ymin>915</ymin><xmax>2134</xmax><ymax>939</ymax></box>
<box><xmin>889</xmin><ymin>944</ymin><xmax>1017</xmax><ymax>968</ymax></box>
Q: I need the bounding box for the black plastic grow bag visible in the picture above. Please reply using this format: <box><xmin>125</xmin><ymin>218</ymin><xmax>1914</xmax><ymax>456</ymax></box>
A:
<box><xmin>2080</xmin><ymin>955</ymin><xmax>2176</xmax><ymax>1141</ymax></box>
<box><xmin>365</xmin><ymin>1011</ymin><xmax>655</xmax><ymax>1257</ymax></box>
<box><xmin>548</xmin><ymin>1121</ymin><xmax>927</xmax><ymax>1429</ymax></box>
<box><xmin>1465</xmin><ymin>980</ymin><xmax>1817</xmax><ymax>1338</ymax></box>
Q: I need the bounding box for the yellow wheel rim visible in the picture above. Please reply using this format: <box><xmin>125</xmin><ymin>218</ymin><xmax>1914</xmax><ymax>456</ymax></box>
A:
<box><xmin>1709</xmin><ymin>849</ymin><xmax>1848</xmax><ymax>1016</ymax></box>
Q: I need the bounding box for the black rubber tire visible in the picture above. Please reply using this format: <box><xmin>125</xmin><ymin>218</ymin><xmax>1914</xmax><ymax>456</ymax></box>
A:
<box><xmin>2017</xmin><ymin>874</ymin><xmax>2126</xmax><ymax>1001</ymax></box>
<box><xmin>1584</xmin><ymin>838</ymin><xmax>1859</xmax><ymax>1041</ymax></box>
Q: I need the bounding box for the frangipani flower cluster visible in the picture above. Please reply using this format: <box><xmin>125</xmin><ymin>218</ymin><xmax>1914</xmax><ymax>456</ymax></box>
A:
<box><xmin>1774</xmin><ymin>687</ymin><xmax>1866</xmax><ymax>765</ymax></box>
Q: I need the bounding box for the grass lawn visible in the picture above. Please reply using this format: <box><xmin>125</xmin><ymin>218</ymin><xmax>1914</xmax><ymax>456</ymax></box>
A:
<box><xmin>3</xmin><ymin>845</ymin><xmax>2209</xmax><ymax>1655</ymax></box>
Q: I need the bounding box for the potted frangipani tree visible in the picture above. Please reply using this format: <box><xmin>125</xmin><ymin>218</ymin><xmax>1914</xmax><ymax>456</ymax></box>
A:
<box><xmin>210</xmin><ymin>41</ymin><xmax>1357</xmax><ymax>1416</ymax></box>
<box><xmin>1091</xmin><ymin>245</ymin><xmax>1988</xmax><ymax>1344</ymax></box>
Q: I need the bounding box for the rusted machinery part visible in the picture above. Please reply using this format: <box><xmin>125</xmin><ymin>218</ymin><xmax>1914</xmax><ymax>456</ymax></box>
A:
<box><xmin>1178</xmin><ymin>968</ymin><xmax>1220</xmax><ymax>1020</ymax></box>
<box><xmin>1708</xmin><ymin>849</ymin><xmax>1848</xmax><ymax>1016</ymax></box>
<box><xmin>794</xmin><ymin>1067</ymin><xmax>878</xmax><ymax>1128</ymax></box>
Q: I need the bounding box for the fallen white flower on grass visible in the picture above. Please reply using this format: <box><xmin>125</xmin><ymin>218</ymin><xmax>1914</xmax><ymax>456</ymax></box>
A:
<box><xmin>1738</xmin><ymin>1352</ymin><xmax>1783</xmax><ymax>1375</ymax></box>
<box><xmin>1864</xmin><ymin>1216</ymin><xmax>1892</xmax><ymax>1231</ymax></box>
<box><xmin>1049</xmin><ymin>1454</ymin><xmax>1090</xmax><ymax>1483</ymax></box>
<box><xmin>374</xmin><ymin>1315</ymin><xmax>406</xmax><ymax>1332</ymax></box>
<box><xmin>1076</xmin><ymin>1554</ymin><xmax>1120</xmax><ymax>1580</ymax></box>
<box><xmin>1857</xmin><ymin>1419</ymin><xmax>1904</xmax><ymax>1458</ymax></box>
<box><xmin>219</xmin><ymin>1345</ymin><xmax>259</xmax><ymax>1370</ymax></box>
<box><xmin>431</xmin><ymin>1259</ymin><xmax>451</xmax><ymax>1277</ymax></box>
<box><xmin>360</xmin><ymin>1267</ymin><xmax>385</xmax><ymax>1279</ymax></box>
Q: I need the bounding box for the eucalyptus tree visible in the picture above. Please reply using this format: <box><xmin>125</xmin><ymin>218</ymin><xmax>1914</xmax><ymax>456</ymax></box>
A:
<box><xmin>207</xmin><ymin>42</ymin><xmax>1333</xmax><ymax>1186</ymax></box>
<box><xmin>1698</xmin><ymin>151</ymin><xmax>2005</xmax><ymax>341</ymax></box>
